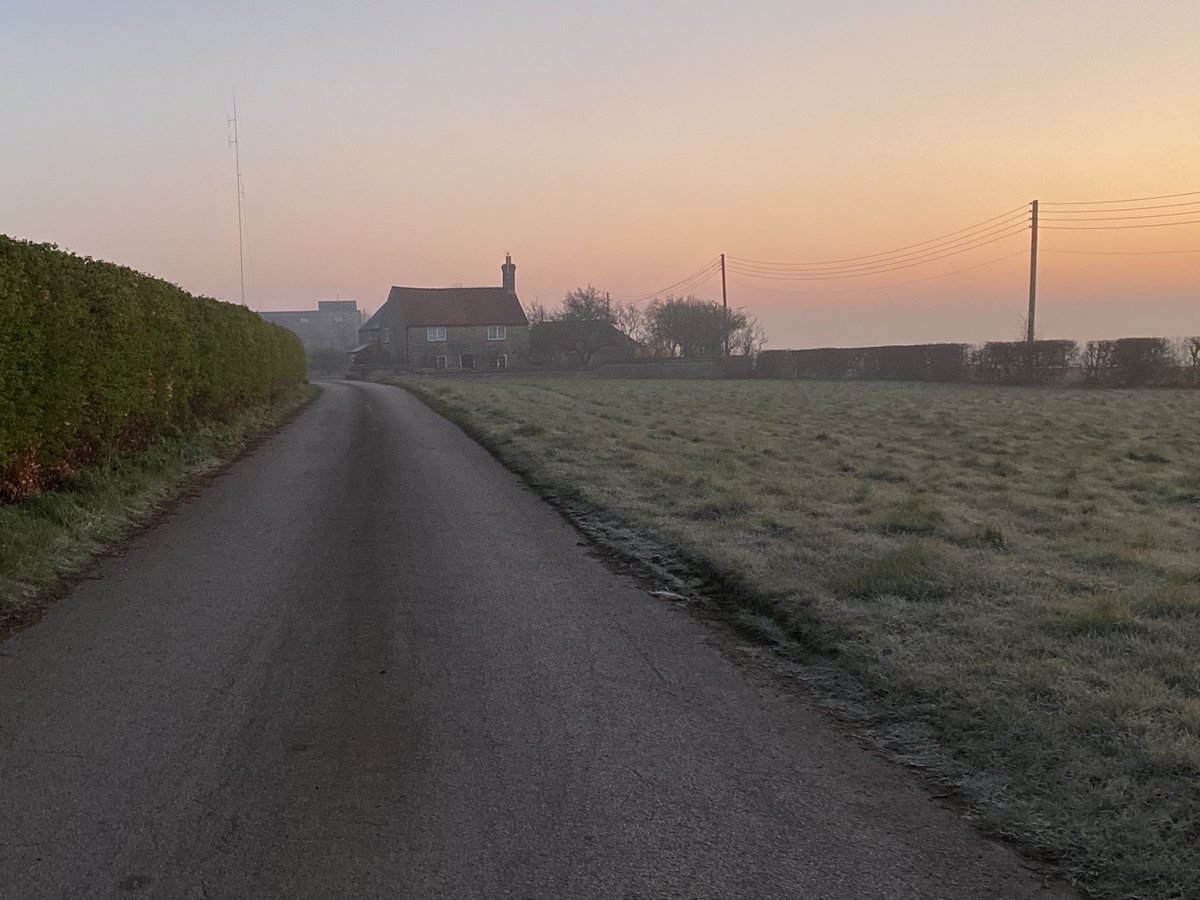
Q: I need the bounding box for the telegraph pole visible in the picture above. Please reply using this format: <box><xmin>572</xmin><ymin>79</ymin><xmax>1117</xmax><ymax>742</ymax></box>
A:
<box><xmin>228</xmin><ymin>100</ymin><xmax>246</xmax><ymax>306</ymax></box>
<box><xmin>720</xmin><ymin>252</ymin><xmax>729</xmax><ymax>357</ymax></box>
<box><xmin>1026</xmin><ymin>199</ymin><xmax>1038</xmax><ymax>343</ymax></box>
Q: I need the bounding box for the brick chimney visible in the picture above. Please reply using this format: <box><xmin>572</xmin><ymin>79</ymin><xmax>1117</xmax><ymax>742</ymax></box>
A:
<box><xmin>501</xmin><ymin>253</ymin><xmax>516</xmax><ymax>293</ymax></box>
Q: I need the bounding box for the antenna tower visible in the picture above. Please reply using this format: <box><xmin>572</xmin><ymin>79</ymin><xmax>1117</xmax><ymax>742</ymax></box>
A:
<box><xmin>228</xmin><ymin>100</ymin><xmax>246</xmax><ymax>306</ymax></box>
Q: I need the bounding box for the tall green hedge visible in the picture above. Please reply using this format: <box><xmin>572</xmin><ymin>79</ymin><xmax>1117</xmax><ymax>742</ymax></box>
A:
<box><xmin>0</xmin><ymin>235</ymin><xmax>306</xmax><ymax>499</ymax></box>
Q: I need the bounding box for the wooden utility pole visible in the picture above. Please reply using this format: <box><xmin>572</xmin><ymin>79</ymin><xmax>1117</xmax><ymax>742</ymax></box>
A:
<box><xmin>721</xmin><ymin>253</ymin><xmax>729</xmax><ymax>357</ymax></box>
<box><xmin>1026</xmin><ymin>199</ymin><xmax>1038</xmax><ymax>343</ymax></box>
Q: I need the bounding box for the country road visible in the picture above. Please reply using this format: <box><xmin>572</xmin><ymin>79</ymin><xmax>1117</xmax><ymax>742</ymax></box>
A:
<box><xmin>0</xmin><ymin>381</ymin><xmax>1069</xmax><ymax>899</ymax></box>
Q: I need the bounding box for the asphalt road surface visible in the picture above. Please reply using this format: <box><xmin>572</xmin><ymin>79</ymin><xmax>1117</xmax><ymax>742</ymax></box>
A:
<box><xmin>0</xmin><ymin>381</ymin><xmax>1071</xmax><ymax>899</ymax></box>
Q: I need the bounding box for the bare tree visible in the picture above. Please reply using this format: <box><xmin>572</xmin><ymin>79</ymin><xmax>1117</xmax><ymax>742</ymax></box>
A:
<box><xmin>526</xmin><ymin>301</ymin><xmax>553</xmax><ymax>325</ymax></box>
<box><xmin>730</xmin><ymin>316</ymin><xmax>767</xmax><ymax>357</ymax></box>
<box><xmin>1186</xmin><ymin>336</ymin><xmax>1200</xmax><ymax>381</ymax></box>
<box><xmin>532</xmin><ymin>286</ymin><xmax>761</xmax><ymax>357</ymax></box>
<box><xmin>612</xmin><ymin>301</ymin><xmax>646</xmax><ymax>344</ymax></box>
<box><xmin>559</xmin><ymin>285</ymin><xmax>614</xmax><ymax>323</ymax></box>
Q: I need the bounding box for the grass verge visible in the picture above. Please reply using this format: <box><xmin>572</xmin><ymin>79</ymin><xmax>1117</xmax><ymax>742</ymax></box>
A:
<box><xmin>391</xmin><ymin>376</ymin><xmax>1200</xmax><ymax>900</ymax></box>
<box><xmin>0</xmin><ymin>384</ymin><xmax>317</xmax><ymax>636</ymax></box>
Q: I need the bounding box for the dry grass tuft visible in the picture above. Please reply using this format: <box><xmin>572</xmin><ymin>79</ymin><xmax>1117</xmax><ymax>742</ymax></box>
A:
<box><xmin>837</xmin><ymin>539</ymin><xmax>962</xmax><ymax>601</ymax></box>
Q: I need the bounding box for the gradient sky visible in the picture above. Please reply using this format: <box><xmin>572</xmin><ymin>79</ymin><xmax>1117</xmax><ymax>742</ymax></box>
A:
<box><xmin>3</xmin><ymin>1</ymin><xmax>1197</xmax><ymax>348</ymax></box>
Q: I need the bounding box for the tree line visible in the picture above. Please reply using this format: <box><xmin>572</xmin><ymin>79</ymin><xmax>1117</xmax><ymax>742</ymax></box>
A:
<box><xmin>528</xmin><ymin>285</ymin><xmax>766</xmax><ymax>358</ymax></box>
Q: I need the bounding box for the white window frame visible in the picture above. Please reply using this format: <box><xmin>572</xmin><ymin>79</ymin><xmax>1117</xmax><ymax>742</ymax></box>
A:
<box><xmin>487</xmin><ymin>325</ymin><xmax>507</xmax><ymax>341</ymax></box>
<box><xmin>427</xmin><ymin>326</ymin><xmax>447</xmax><ymax>342</ymax></box>
<box><xmin>494</xmin><ymin>354</ymin><xmax>508</xmax><ymax>369</ymax></box>
<box><xmin>435</xmin><ymin>355</ymin><xmax>448</xmax><ymax>370</ymax></box>
<box><xmin>380</xmin><ymin>328</ymin><xmax>390</xmax><ymax>343</ymax></box>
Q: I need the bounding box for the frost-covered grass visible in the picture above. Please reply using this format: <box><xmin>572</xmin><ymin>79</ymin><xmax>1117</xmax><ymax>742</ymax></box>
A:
<box><xmin>395</xmin><ymin>376</ymin><xmax>1200</xmax><ymax>900</ymax></box>
<box><xmin>0</xmin><ymin>385</ymin><xmax>316</xmax><ymax>631</ymax></box>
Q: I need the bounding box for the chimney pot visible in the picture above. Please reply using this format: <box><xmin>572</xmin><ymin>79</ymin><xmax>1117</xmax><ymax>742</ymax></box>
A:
<box><xmin>502</xmin><ymin>253</ymin><xmax>516</xmax><ymax>293</ymax></box>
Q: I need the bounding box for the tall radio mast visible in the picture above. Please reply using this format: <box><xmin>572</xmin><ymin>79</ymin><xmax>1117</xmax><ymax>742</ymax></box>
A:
<box><xmin>228</xmin><ymin>99</ymin><xmax>246</xmax><ymax>306</ymax></box>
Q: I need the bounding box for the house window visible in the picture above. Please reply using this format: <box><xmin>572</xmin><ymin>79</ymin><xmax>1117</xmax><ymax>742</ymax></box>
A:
<box><xmin>487</xmin><ymin>325</ymin><xmax>507</xmax><ymax>341</ymax></box>
<box><xmin>427</xmin><ymin>326</ymin><xmax>447</xmax><ymax>342</ymax></box>
<box><xmin>380</xmin><ymin>328</ymin><xmax>390</xmax><ymax>343</ymax></box>
<box><xmin>494</xmin><ymin>354</ymin><xmax>508</xmax><ymax>369</ymax></box>
<box><xmin>460</xmin><ymin>353</ymin><xmax>475</xmax><ymax>369</ymax></box>
<box><xmin>436</xmin><ymin>356</ymin><xmax>448</xmax><ymax>370</ymax></box>
<box><xmin>299</xmin><ymin>317</ymin><xmax>309</xmax><ymax>324</ymax></box>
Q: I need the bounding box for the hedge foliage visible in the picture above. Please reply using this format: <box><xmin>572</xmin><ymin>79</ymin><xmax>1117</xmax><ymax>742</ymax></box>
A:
<box><xmin>759</xmin><ymin>337</ymin><xmax>1200</xmax><ymax>387</ymax></box>
<box><xmin>0</xmin><ymin>235</ymin><xmax>306</xmax><ymax>499</ymax></box>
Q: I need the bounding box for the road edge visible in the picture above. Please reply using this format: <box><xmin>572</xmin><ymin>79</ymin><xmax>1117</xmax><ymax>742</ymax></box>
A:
<box><xmin>383</xmin><ymin>376</ymin><xmax>1079</xmax><ymax>898</ymax></box>
<box><xmin>0</xmin><ymin>384</ymin><xmax>320</xmax><ymax>643</ymax></box>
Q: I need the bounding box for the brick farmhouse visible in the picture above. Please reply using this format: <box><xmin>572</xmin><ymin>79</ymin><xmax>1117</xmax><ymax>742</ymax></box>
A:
<box><xmin>353</xmin><ymin>256</ymin><xmax>529</xmax><ymax>372</ymax></box>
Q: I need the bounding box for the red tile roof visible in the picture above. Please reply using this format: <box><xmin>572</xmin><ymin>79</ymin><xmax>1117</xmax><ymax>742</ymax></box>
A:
<box><xmin>375</xmin><ymin>286</ymin><xmax>529</xmax><ymax>329</ymax></box>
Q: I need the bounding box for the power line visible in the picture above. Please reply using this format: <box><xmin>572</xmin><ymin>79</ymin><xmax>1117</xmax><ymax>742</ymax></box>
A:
<box><xmin>1041</xmin><ymin>247</ymin><xmax>1200</xmax><ymax>255</ymax></box>
<box><xmin>729</xmin><ymin>216</ymin><xmax>1029</xmax><ymax>275</ymax></box>
<box><xmin>729</xmin><ymin>250</ymin><xmax>1028</xmax><ymax>296</ymax></box>
<box><xmin>1041</xmin><ymin>219</ymin><xmax>1200</xmax><ymax>230</ymax></box>
<box><xmin>727</xmin><ymin>227</ymin><xmax>1029</xmax><ymax>281</ymax></box>
<box><xmin>644</xmin><ymin>261</ymin><xmax>721</xmax><ymax>299</ymax></box>
<box><xmin>1039</xmin><ymin>198</ymin><xmax>1200</xmax><ymax>214</ymax></box>
<box><xmin>730</xmin><ymin>205</ymin><xmax>1028</xmax><ymax>269</ymax></box>
<box><xmin>1042</xmin><ymin>189</ymin><xmax>1200</xmax><ymax>206</ymax></box>
<box><xmin>612</xmin><ymin>190</ymin><xmax>1195</xmax><ymax>311</ymax></box>
<box><xmin>613</xmin><ymin>257</ymin><xmax>722</xmax><ymax>302</ymax></box>
<box><xmin>1041</xmin><ymin>208</ymin><xmax>1200</xmax><ymax>223</ymax></box>
<box><xmin>666</xmin><ymin>269</ymin><xmax>721</xmax><ymax>298</ymax></box>
<box><xmin>729</xmin><ymin>223</ymin><xmax>1029</xmax><ymax>278</ymax></box>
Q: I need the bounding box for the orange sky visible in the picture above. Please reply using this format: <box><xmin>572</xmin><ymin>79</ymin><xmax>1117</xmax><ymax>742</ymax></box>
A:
<box><xmin>2</xmin><ymin>1</ymin><xmax>1196</xmax><ymax>348</ymax></box>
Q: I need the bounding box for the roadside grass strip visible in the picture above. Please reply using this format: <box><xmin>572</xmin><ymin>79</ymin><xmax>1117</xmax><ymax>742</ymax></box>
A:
<box><xmin>393</xmin><ymin>376</ymin><xmax>1200</xmax><ymax>900</ymax></box>
<box><xmin>0</xmin><ymin>385</ymin><xmax>316</xmax><ymax>632</ymax></box>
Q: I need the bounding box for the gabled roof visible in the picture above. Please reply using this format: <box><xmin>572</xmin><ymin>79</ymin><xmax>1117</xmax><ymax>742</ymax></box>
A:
<box><xmin>371</xmin><ymin>286</ymin><xmax>529</xmax><ymax>329</ymax></box>
<box><xmin>531</xmin><ymin>320</ymin><xmax>639</xmax><ymax>347</ymax></box>
<box><xmin>360</xmin><ymin>305</ymin><xmax>387</xmax><ymax>330</ymax></box>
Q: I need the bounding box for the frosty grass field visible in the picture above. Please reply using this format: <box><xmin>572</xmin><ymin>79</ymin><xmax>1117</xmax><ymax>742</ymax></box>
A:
<box><xmin>397</xmin><ymin>376</ymin><xmax>1200</xmax><ymax>899</ymax></box>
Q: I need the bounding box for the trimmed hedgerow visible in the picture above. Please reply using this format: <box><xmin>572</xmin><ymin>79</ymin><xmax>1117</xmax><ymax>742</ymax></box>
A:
<box><xmin>0</xmin><ymin>235</ymin><xmax>305</xmax><ymax>500</ymax></box>
<box><xmin>760</xmin><ymin>337</ymin><xmax>1199</xmax><ymax>387</ymax></box>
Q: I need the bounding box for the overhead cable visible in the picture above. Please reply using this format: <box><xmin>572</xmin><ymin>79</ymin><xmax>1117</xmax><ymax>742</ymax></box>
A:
<box><xmin>1040</xmin><ymin>247</ymin><xmax>1200</xmax><ymax>255</ymax></box>
<box><xmin>1042</xmin><ymin>189</ymin><xmax>1200</xmax><ymax>206</ymax></box>
<box><xmin>730</xmin><ymin>221</ymin><xmax>1028</xmax><ymax>277</ymax></box>
<box><xmin>1040</xmin><ymin>208</ymin><xmax>1200</xmax><ymax>223</ymax></box>
<box><xmin>613</xmin><ymin>257</ymin><xmax>721</xmax><ymax>302</ymax></box>
<box><xmin>1039</xmin><ymin>198</ymin><xmax>1200</xmax><ymax>215</ymax></box>
<box><xmin>727</xmin><ymin>227</ymin><xmax>1028</xmax><ymax>281</ymax></box>
<box><xmin>730</xmin><ymin>216</ymin><xmax>1029</xmax><ymax>274</ymax></box>
<box><xmin>731</xmin><ymin>250</ymin><xmax>1028</xmax><ymax>296</ymax></box>
<box><xmin>1041</xmin><ymin>219</ymin><xmax>1200</xmax><ymax>231</ymax></box>
<box><xmin>729</xmin><ymin>205</ymin><xmax>1028</xmax><ymax>269</ymax></box>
